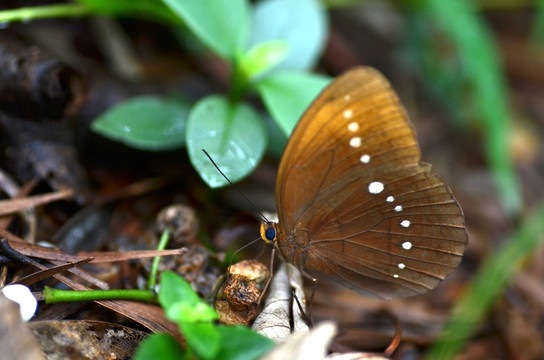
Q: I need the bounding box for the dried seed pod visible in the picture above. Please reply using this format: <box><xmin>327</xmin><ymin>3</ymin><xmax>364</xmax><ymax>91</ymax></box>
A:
<box><xmin>155</xmin><ymin>204</ymin><xmax>198</xmax><ymax>247</ymax></box>
<box><xmin>141</xmin><ymin>204</ymin><xmax>219</xmax><ymax>297</ymax></box>
<box><xmin>228</xmin><ymin>260</ymin><xmax>270</xmax><ymax>288</ymax></box>
<box><xmin>215</xmin><ymin>260</ymin><xmax>269</xmax><ymax>326</ymax></box>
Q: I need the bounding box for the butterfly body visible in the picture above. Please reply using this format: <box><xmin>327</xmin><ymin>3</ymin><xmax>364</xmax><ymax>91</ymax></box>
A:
<box><xmin>260</xmin><ymin>67</ymin><xmax>467</xmax><ymax>300</ymax></box>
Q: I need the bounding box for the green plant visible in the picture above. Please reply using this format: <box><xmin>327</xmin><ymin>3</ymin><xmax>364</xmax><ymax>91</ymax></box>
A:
<box><xmin>42</xmin><ymin>270</ymin><xmax>273</xmax><ymax>359</ymax></box>
<box><xmin>157</xmin><ymin>0</ymin><xmax>330</xmax><ymax>187</ymax></box>
<box><xmin>38</xmin><ymin>227</ymin><xmax>273</xmax><ymax>359</ymax></box>
<box><xmin>0</xmin><ymin>0</ymin><xmax>330</xmax><ymax>188</ymax></box>
<box><xmin>134</xmin><ymin>271</ymin><xmax>274</xmax><ymax>360</ymax></box>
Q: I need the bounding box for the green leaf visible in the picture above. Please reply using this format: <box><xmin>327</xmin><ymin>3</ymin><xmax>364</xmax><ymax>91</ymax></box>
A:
<box><xmin>161</xmin><ymin>0</ymin><xmax>250</xmax><ymax>59</ymax></box>
<box><xmin>181</xmin><ymin>322</ymin><xmax>221</xmax><ymax>360</ymax></box>
<box><xmin>91</xmin><ymin>96</ymin><xmax>189</xmax><ymax>151</ymax></box>
<box><xmin>167</xmin><ymin>301</ymin><xmax>218</xmax><ymax>324</ymax></box>
<box><xmin>186</xmin><ymin>96</ymin><xmax>267</xmax><ymax>188</ymax></box>
<box><xmin>249</xmin><ymin>0</ymin><xmax>328</xmax><ymax>71</ymax></box>
<box><xmin>133</xmin><ymin>333</ymin><xmax>187</xmax><ymax>360</ymax></box>
<box><xmin>158</xmin><ymin>272</ymin><xmax>201</xmax><ymax>310</ymax></box>
<box><xmin>237</xmin><ymin>40</ymin><xmax>290</xmax><ymax>80</ymax></box>
<box><xmin>216</xmin><ymin>325</ymin><xmax>274</xmax><ymax>360</ymax></box>
<box><xmin>256</xmin><ymin>71</ymin><xmax>330</xmax><ymax>135</ymax></box>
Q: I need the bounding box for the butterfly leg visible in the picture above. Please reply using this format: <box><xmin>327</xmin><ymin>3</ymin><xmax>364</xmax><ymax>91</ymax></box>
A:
<box><xmin>292</xmin><ymin>286</ymin><xmax>314</xmax><ymax>328</ymax></box>
<box><xmin>257</xmin><ymin>248</ymin><xmax>276</xmax><ymax>305</ymax></box>
<box><xmin>296</xmin><ymin>268</ymin><xmax>318</xmax><ymax>325</ymax></box>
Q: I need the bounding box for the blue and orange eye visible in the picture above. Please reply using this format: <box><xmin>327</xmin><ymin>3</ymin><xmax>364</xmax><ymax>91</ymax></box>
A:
<box><xmin>265</xmin><ymin>227</ymin><xmax>276</xmax><ymax>241</ymax></box>
<box><xmin>260</xmin><ymin>223</ymin><xmax>277</xmax><ymax>244</ymax></box>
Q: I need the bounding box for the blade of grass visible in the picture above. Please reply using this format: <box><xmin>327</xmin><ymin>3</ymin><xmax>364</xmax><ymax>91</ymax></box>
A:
<box><xmin>532</xmin><ymin>0</ymin><xmax>544</xmax><ymax>45</ymax></box>
<box><xmin>420</xmin><ymin>0</ymin><xmax>522</xmax><ymax>215</ymax></box>
<box><xmin>426</xmin><ymin>201</ymin><xmax>544</xmax><ymax>359</ymax></box>
<box><xmin>147</xmin><ymin>229</ymin><xmax>171</xmax><ymax>290</ymax></box>
<box><xmin>0</xmin><ymin>4</ymin><xmax>91</xmax><ymax>23</ymax></box>
<box><xmin>44</xmin><ymin>287</ymin><xmax>156</xmax><ymax>303</ymax></box>
<box><xmin>0</xmin><ymin>2</ymin><xmax>180</xmax><ymax>26</ymax></box>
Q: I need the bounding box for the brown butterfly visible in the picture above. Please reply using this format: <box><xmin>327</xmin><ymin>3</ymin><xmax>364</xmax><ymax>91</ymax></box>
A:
<box><xmin>260</xmin><ymin>67</ymin><xmax>467</xmax><ymax>299</ymax></box>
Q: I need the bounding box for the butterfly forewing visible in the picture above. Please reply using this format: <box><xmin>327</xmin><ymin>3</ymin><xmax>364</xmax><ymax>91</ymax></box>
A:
<box><xmin>274</xmin><ymin>67</ymin><xmax>467</xmax><ymax>299</ymax></box>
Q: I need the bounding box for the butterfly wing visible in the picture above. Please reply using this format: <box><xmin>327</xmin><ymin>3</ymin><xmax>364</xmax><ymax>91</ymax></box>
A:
<box><xmin>275</xmin><ymin>67</ymin><xmax>467</xmax><ymax>299</ymax></box>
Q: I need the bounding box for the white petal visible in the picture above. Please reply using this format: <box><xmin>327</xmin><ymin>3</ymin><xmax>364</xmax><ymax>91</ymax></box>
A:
<box><xmin>1</xmin><ymin>284</ymin><xmax>37</xmax><ymax>321</ymax></box>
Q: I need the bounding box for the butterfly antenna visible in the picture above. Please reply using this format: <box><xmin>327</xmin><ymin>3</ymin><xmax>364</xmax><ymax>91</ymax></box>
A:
<box><xmin>202</xmin><ymin>149</ymin><xmax>269</xmax><ymax>223</ymax></box>
<box><xmin>229</xmin><ymin>236</ymin><xmax>262</xmax><ymax>266</ymax></box>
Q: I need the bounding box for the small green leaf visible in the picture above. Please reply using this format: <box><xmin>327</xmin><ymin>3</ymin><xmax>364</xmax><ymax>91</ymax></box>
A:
<box><xmin>91</xmin><ymin>96</ymin><xmax>189</xmax><ymax>151</ymax></box>
<box><xmin>249</xmin><ymin>0</ymin><xmax>328</xmax><ymax>71</ymax></box>
<box><xmin>186</xmin><ymin>96</ymin><xmax>267</xmax><ymax>188</ymax></box>
<box><xmin>216</xmin><ymin>325</ymin><xmax>274</xmax><ymax>360</ymax></box>
<box><xmin>161</xmin><ymin>0</ymin><xmax>250</xmax><ymax>59</ymax></box>
<box><xmin>237</xmin><ymin>40</ymin><xmax>289</xmax><ymax>79</ymax></box>
<box><xmin>167</xmin><ymin>301</ymin><xmax>218</xmax><ymax>324</ymax></box>
<box><xmin>158</xmin><ymin>272</ymin><xmax>201</xmax><ymax>310</ymax></box>
<box><xmin>181</xmin><ymin>322</ymin><xmax>221</xmax><ymax>360</ymax></box>
<box><xmin>257</xmin><ymin>71</ymin><xmax>330</xmax><ymax>135</ymax></box>
<box><xmin>133</xmin><ymin>333</ymin><xmax>187</xmax><ymax>360</ymax></box>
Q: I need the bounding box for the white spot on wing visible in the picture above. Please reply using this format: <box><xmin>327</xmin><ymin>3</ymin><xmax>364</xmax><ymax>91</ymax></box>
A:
<box><xmin>349</xmin><ymin>137</ymin><xmax>361</xmax><ymax>148</ymax></box>
<box><xmin>386</xmin><ymin>196</ymin><xmax>394</xmax><ymax>203</ymax></box>
<box><xmin>395</xmin><ymin>205</ymin><xmax>403</xmax><ymax>212</ymax></box>
<box><xmin>393</xmin><ymin>274</ymin><xmax>399</xmax><ymax>278</ymax></box>
<box><xmin>348</xmin><ymin>122</ymin><xmax>359</xmax><ymax>132</ymax></box>
<box><xmin>400</xmin><ymin>220</ymin><xmax>411</xmax><ymax>228</ymax></box>
<box><xmin>360</xmin><ymin>154</ymin><xmax>370</xmax><ymax>163</ymax></box>
<box><xmin>344</xmin><ymin>95</ymin><xmax>351</xmax><ymax>102</ymax></box>
<box><xmin>398</xmin><ymin>263</ymin><xmax>406</xmax><ymax>269</ymax></box>
<box><xmin>368</xmin><ymin>181</ymin><xmax>384</xmax><ymax>194</ymax></box>
<box><xmin>343</xmin><ymin>109</ymin><xmax>353</xmax><ymax>119</ymax></box>
<box><xmin>402</xmin><ymin>242</ymin><xmax>412</xmax><ymax>250</ymax></box>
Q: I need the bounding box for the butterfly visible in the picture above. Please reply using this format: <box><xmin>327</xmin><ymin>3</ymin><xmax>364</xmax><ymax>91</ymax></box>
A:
<box><xmin>260</xmin><ymin>67</ymin><xmax>467</xmax><ymax>299</ymax></box>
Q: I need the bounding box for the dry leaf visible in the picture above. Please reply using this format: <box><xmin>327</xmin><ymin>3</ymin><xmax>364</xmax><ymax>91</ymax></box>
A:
<box><xmin>252</xmin><ymin>263</ymin><xmax>309</xmax><ymax>340</ymax></box>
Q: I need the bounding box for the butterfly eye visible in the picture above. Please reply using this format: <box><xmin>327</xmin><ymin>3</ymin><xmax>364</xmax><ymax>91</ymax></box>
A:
<box><xmin>265</xmin><ymin>227</ymin><xmax>276</xmax><ymax>241</ymax></box>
